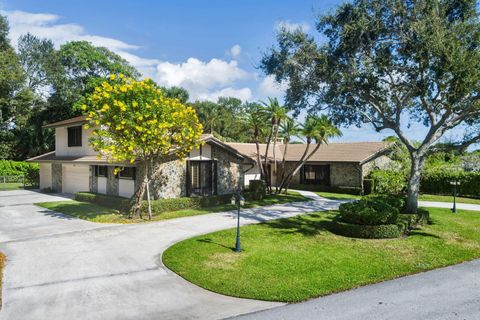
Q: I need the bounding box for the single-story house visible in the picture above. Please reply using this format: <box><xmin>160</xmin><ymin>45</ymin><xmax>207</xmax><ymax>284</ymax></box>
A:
<box><xmin>227</xmin><ymin>141</ymin><xmax>392</xmax><ymax>190</ymax></box>
<box><xmin>28</xmin><ymin>116</ymin><xmax>250</xmax><ymax>199</ymax></box>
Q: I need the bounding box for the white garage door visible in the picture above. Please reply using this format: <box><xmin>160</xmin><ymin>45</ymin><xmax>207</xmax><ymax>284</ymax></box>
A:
<box><xmin>62</xmin><ymin>164</ymin><xmax>90</xmax><ymax>194</ymax></box>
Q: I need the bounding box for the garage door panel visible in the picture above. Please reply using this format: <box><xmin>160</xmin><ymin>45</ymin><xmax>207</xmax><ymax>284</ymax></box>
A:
<box><xmin>63</xmin><ymin>165</ymin><xmax>90</xmax><ymax>194</ymax></box>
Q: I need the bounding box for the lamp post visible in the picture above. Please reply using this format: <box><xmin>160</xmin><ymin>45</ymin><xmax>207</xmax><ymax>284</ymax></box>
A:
<box><xmin>450</xmin><ymin>180</ymin><xmax>461</xmax><ymax>213</ymax></box>
<box><xmin>231</xmin><ymin>190</ymin><xmax>245</xmax><ymax>253</ymax></box>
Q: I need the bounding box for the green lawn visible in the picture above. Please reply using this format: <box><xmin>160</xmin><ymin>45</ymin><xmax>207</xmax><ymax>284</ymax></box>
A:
<box><xmin>0</xmin><ymin>182</ymin><xmax>23</xmax><ymax>191</ymax></box>
<box><xmin>163</xmin><ymin>207</ymin><xmax>480</xmax><ymax>302</ymax></box>
<box><xmin>36</xmin><ymin>192</ymin><xmax>309</xmax><ymax>224</ymax></box>
<box><xmin>315</xmin><ymin>191</ymin><xmax>361</xmax><ymax>200</ymax></box>
<box><xmin>419</xmin><ymin>194</ymin><xmax>480</xmax><ymax>205</ymax></box>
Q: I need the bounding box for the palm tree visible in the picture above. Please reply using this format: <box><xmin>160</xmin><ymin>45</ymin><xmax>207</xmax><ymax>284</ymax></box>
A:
<box><xmin>245</xmin><ymin>104</ymin><xmax>269</xmax><ymax>181</ymax></box>
<box><xmin>278</xmin><ymin>115</ymin><xmax>342</xmax><ymax>193</ymax></box>
<box><xmin>278</xmin><ymin>117</ymin><xmax>300</xmax><ymax>190</ymax></box>
<box><xmin>261</xmin><ymin>97</ymin><xmax>289</xmax><ymax>192</ymax></box>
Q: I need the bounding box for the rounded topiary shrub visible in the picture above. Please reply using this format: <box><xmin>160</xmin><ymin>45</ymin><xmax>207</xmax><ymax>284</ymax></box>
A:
<box><xmin>249</xmin><ymin>180</ymin><xmax>267</xmax><ymax>200</ymax></box>
<box><xmin>333</xmin><ymin>221</ymin><xmax>402</xmax><ymax>239</ymax></box>
<box><xmin>333</xmin><ymin>195</ymin><xmax>406</xmax><ymax>239</ymax></box>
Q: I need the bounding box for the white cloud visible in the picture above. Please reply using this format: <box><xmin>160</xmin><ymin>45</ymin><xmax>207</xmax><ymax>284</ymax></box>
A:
<box><xmin>197</xmin><ymin>87</ymin><xmax>252</xmax><ymax>102</ymax></box>
<box><xmin>275</xmin><ymin>20</ymin><xmax>310</xmax><ymax>33</ymax></box>
<box><xmin>2</xmin><ymin>9</ymin><xmax>256</xmax><ymax>102</ymax></box>
<box><xmin>230</xmin><ymin>44</ymin><xmax>241</xmax><ymax>58</ymax></box>
<box><xmin>2</xmin><ymin>9</ymin><xmax>159</xmax><ymax>70</ymax></box>
<box><xmin>258</xmin><ymin>75</ymin><xmax>287</xmax><ymax>98</ymax></box>
<box><xmin>155</xmin><ymin>57</ymin><xmax>251</xmax><ymax>100</ymax></box>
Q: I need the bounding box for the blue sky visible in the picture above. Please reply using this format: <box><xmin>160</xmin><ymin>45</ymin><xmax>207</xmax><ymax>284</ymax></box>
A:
<box><xmin>0</xmin><ymin>0</ymin><xmax>468</xmax><ymax>144</ymax></box>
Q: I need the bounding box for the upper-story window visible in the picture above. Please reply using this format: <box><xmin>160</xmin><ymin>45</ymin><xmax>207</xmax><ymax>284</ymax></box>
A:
<box><xmin>67</xmin><ymin>126</ymin><xmax>82</xmax><ymax>147</ymax></box>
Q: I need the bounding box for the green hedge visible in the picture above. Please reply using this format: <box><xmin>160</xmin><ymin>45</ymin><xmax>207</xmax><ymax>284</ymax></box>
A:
<box><xmin>76</xmin><ymin>192</ymin><xmax>251</xmax><ymax>215</ymax></box>
<box><xmin>0</xmin><ymin>160</ymin><xmax>39</xmax><ymax>186</ymax></box>
<box><xmin>75</xmin><ymin>192</ymin><xmax>130</xmax><ymax>211</ymax></box>
<box><xmin>333</xmin><ymin>221</ymin><xmax>402</xmax><ymax>239</ymax></box>
<box><xmin>421</xmin><ymin>170</ymin><xmax>480</xmax><ymax>197</ymax></box>
<box><xmin>291</xmin><ymin>184</ymin><xmax>363</xmax><ymax>195</ymax></box>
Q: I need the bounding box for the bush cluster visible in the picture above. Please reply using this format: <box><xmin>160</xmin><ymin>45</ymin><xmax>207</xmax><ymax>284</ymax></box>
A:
<box><xmin>335</xmin><ymin>194</ymin><xmax>424</xmax><ymax>239</ymax></box>
<box><xmin>249</xmin><ymin>180</ymin><xmax>267</xmax><ymax>200</ymax></box>
<box><xmin>0</xmin><ymin>160</ymin><xmax>39</xmax><ymax>186</ymax></box>
<box><xmin>370</xmin><ymin>169</ymin><xmax>407</xmax><ymax>194</ymax></box>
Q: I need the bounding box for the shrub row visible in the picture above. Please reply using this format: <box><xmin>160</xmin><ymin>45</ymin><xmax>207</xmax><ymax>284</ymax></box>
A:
<box><xmin>75</xmin><ymin>192</ymin><xmax>130</xmax><ymax>211</ymax></box>
<box><xmin>76</xmin><ymin>192</ymin><xmax>253</xmax><ymax>215</ymax></box>
<box><xmin>421</xmin><ymin>169</ymin><xmax>480</xmax><ymax>197</ymax></box>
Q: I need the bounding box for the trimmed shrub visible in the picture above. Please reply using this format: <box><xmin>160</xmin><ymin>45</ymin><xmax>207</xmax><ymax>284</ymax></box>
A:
<box><xmin>338</xmin><ymin>199</ymin><xmax>399</xmax><ymax>225</ymax></box>
<box><xmin>291</xmin><ymin>184</ymin><xmax>363</xmax><ymax>195</ymax></box>
<box><xmin>333</xmin><ymin>221</ymin><xmax>402</xmax><ymax>239</ymax></box>
<box><xmin>370</xmin><ymin>169</ymin><xmax>407</xmax><ymax>194</ymax></box>
<box><xmin>75</xmin><ymin>192</ymin><xmax>130</xmax><ymax>211</ymax></box>
<box><xmin>249</xmin><ymin>180</ymin><xmax>267</xmax><ymax>200</ymax></box>
<box><xmin>144</xmin><ymin>194</ymin><xmax>234</xmax><ymax>214</ymax></box>
<box><xmin>363</xmin><ymin>194</ymin><xmax>406</xmax><ymax>210</ymax></box>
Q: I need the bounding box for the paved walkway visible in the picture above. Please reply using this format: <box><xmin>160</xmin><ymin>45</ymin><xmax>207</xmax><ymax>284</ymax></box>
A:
<box><xmin>418</xmin><ymin>200</ymin><xmax>480</xmax><ymax>211</ymax></box>
<box><xmin>233</xmin><ymin>259</ymin><xmax>480</xmax><ymax>320</ymax></box>
<box><xmin>0</xmin><ymin>190</ymin><xmax>340</xmax><ymax>320</ymax></box>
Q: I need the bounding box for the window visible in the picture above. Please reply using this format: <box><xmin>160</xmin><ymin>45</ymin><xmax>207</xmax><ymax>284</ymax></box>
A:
<box><xmin>67</xmin><ymin>126</ymin><xmax>82</xmax><ymax>147</ymax></box>
<box><xmin>188</xmin><ymin>161</ymin><xmax>215</xmax><ymax>196</ymax></box>
<box><xmin>94</xmin><ymin>165</ymin><xmax>108</xmax><ymax>177</ymax></box>
<box><xmin>118</xmin><ymin>167</ymin><xmax>136</xmax><ymax>180</ymax></box>
<box><xmin>301</xmin><ymin>165</ymin><xmax>330</xmax><ymax>185</ymax></box>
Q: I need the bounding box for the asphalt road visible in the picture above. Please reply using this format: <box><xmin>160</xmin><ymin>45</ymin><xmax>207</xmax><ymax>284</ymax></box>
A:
<box><xmin>232</xmin><ymin>259</ymin><xmax>480</xmax><ymax>320</ymax></box>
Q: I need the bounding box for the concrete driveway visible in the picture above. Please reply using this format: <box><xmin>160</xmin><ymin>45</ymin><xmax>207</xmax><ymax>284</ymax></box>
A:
<box><xmin>0</xmin><ymin>190</ymin><xmax>340</xmax><ymax>320</ymax></box>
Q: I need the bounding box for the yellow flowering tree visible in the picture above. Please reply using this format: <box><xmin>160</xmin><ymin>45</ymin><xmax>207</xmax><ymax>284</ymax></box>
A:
<box><xmin>82</xmin><ymin>75</ymin><xmax>203</xmax><ymax>218</ymax></box>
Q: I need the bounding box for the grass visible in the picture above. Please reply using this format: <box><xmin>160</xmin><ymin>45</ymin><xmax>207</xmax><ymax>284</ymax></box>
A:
<box><xmin>0</xmin><ymin>252</ymin><xmax>4</xmax><ymax>308</ymax></box>
<box><xmin>0</xmin><ymin>182</ymin><xmax>23</xmax><ymax>191</ymax></box>
<box><xmin>36</xmin><ymin>192</ymin><xmax>310</xmax><ymax>224</ymax></box>
<box><xmin>315</xmin><ymin>191</ymin><xmax>361</xmax><ymax>200</ymax></box>
<box><xmin>163</xmin><ymin>207</ymin><xmax>480</xmax><ymax>302</ymax></box>
<box><xmin>419</xmin><ymin>194</ymin><xmax>480</xmax><ymax>205</ymax></box>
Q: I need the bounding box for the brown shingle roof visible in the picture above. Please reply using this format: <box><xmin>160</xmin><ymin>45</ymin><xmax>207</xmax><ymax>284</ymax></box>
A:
<box><xmin>43</xmin><ymin>115</ymin><xmax>87</xmax><ymax>128</ymax></box>
<box><xmin>227</xmin><ymin>141</ymin><xmax>392</xmax><ymax>164</ymax></box>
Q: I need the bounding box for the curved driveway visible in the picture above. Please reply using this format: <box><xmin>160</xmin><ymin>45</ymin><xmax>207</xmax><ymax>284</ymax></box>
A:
<box><xmin>0</xmin><ymin>190</ymin><xmax>340</xmax><ymax>320</ymax></box>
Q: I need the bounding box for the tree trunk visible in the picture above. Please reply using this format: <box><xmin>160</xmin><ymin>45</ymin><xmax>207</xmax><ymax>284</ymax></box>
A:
<box><xmin>254</xmin><ymin>134</ymin><xmax>266</xmax><ymax>181</ymax></box>
<box><xmin>272</xmin><ymin>122</ymin><xmax>279</xmax><ymax>193</ymax></box>
<box><xmin>263</xmin><ymin>123</ymin><xmax>274</xmax><ymax>193</ymax></box>
<box><xmin>278</xmin><ymin>141</ymin><xmax>313</xmax><ymax>192</ymax></box>
<box><xmin>129</xmin><ymin>175</ymin><xmax>147</xmax><ymax>219</ymax></box>
<box><xmin>279</xmin><ymin>139</ymin><xmax>289</xmax><ymax>194</ymax></box>
<box><xmin>405</xmin><ymin>153</ymin><xmax>426</xmax><ymax>214</ymax></box>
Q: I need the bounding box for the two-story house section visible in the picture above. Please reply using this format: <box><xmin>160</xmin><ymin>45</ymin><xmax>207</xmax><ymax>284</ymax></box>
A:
<box><xmin>28</xmin><ymin>115</ymin><xmax>251</xmax><ymax>199</ymax></box>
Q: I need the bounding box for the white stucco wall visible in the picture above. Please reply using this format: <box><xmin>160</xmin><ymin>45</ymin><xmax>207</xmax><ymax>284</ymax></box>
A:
<box><xmin>62</xmin><ymin>164</ymin><xmax>90</xmax><ymax>194</ymax></box>
<box><xmin>244</xmin><ymin>164</ymin><xmax>261</xmax><ymax>187</ymax></box>
<box><xmin>39</xmin><ymin>163</ymin><xmax>52</xmax><ymax>190</ymax></box>
<box><xmin>119</xmin><ymin>179</ymin><xmax>135</xmax><ymax>198</ymax></box>
<box><xmin>55</xmin><ymin>126</ymin><xmax>97</xmax><ymax>157</ymax></box>
<box><xmin>188</xmin><ymin>144</ymin><xmax>212</xmax><ymax>160</ymax></box>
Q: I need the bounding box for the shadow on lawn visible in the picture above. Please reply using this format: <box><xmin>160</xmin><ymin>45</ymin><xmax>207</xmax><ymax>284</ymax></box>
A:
<box><xmin>264</xmin><ymin>213</ymin><xmax>335</xmax><ymax>237</ymax></box>
<box><xmin>197</xmin><ymin>238</ymin><xmax>236</xmax><ymax>252</ymax></box>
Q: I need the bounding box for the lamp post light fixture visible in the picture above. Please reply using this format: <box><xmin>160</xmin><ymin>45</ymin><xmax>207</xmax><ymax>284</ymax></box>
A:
<box><xmin>231</xmin><ymin>190</ymin><xmax>245</xmax><ymax>253</ymax></box>
<box><xmin>450</xmin><ymin>180</ymin><xmax>461</xmax><ymax>213</ymax></box>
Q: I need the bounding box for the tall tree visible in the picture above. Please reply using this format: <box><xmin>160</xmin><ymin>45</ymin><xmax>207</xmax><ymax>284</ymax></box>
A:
<box><xmin>262</xmin><ymin>0</ymin><xmax>480</xmax><ymax>212</ymax></box>
<box><xmin>82</xmin><ymin>76</ymin><xmax>203</xmax><ymax>218</ymax></box>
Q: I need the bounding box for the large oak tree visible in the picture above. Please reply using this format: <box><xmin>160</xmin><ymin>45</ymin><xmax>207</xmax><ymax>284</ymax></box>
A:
<box><xmin>262</xmin><ymin>0</ymin><xmax>480</xmax><ymax>213</ymax></box>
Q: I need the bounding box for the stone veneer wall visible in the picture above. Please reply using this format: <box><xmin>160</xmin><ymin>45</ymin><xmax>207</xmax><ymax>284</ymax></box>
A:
<box><xmin>361</xmin><ymin>155</ymin><xmax>392</xmax><ymax>178</ymax></box>
<box><xmin>51</xmin><ymin>163</ymin><xmax>62</xmax><ymax>192</ymax></box>
<box><xmin>106</xmin><ymin>166</ymin><xmax>119</xmax><ymax>196</ymax></box>
<box><xmin>89</xmin><ymin>165</ymin><xmax>98</xmax><ymax>193</ymax></box>
<box><xmin>136</xmin><ymin>155</ymin><xmax>187</xmax><ymax>200</ymax></box>
<box><xmin>212</xmin><ymin>144</ymin><xmax>243</xmax><ymax>194</ymax></box>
